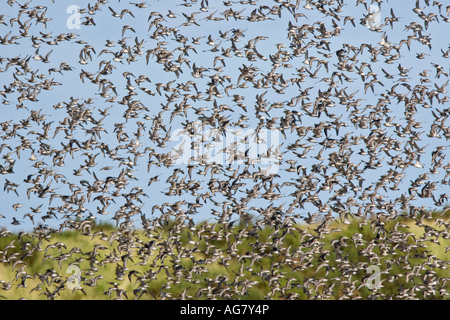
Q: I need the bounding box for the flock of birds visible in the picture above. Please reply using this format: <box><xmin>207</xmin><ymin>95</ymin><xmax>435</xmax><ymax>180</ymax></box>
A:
<box><xmin>0</xmin><ymin>0</ymin><xmax>449</xmax><ymax>299</ymax></box>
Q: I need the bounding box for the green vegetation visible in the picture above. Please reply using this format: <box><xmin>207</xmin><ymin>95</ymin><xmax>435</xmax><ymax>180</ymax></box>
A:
<box><xmin>0</xmin><ymin>212</ymin><xmax>449</xmax><ymax>300</ymax></box>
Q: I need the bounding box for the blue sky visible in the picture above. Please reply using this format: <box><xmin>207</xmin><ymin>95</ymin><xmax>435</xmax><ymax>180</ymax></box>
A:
<box><xmin>0</xmin><ymin>0</ymin><xmax>448</xmax><ymax>232</ymax></box>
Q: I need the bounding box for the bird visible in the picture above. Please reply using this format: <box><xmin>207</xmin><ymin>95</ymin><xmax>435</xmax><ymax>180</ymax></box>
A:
<box><xmin>108</xmin><ymin>6</ymin><xmax>135</xmax><ymax>19</ymax></box>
